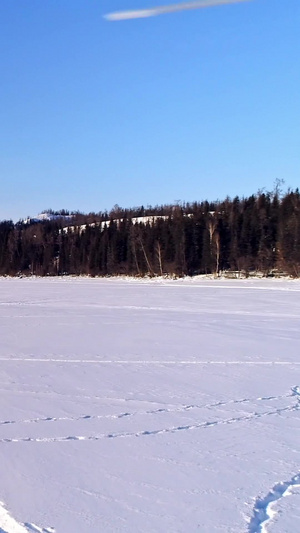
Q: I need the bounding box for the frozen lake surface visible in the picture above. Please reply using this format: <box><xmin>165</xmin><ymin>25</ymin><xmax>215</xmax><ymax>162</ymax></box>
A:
<box><xmin>0</xmin><ymin>276</ymin><xmax>300</xmax><ymax>532</ymax></box>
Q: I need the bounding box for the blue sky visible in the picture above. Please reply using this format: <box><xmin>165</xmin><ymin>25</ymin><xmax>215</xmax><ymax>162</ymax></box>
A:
<box><xmin>0</xmin><ymin>0</ymin><xmax>299</xmax><ymax>221</ymax></box>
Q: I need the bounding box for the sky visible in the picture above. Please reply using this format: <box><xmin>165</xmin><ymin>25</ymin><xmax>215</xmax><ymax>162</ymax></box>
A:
<box><xmin>0</xmin><ymin>0</ymin><xmax>299</xmax><ymax>221</ymax></box>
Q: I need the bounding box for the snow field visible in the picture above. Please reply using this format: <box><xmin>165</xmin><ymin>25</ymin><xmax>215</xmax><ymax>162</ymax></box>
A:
<box><xmin>0</xmin><ymin>277</ymin><xmax>300</xmax><ymax>532</ymax></box>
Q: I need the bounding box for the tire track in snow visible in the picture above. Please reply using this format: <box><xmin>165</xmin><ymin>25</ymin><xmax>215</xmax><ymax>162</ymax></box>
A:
<box><xmin>248</xmin><ymin>473</ymin><xmax>300</xmax><ymax>532</ymax></box>
<box><xmin>1</xmin><ymin>394</ymin><xmax>299</xmax><ymax>445</ymax></box>
<box><xmin>2</xmin><ymin>358</ymin><xmax>300</xmax><ymax>365</ymax></box>
<box><xmin>1</xmin><ymin>387</ymin><xmax>298</xmax><ymax>428</ymax></box>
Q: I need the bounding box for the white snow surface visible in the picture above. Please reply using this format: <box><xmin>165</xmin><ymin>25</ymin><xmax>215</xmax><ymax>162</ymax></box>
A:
<box><xmin>0</xmin><ymin>276</ymin><xmax>300</xmax><ymax>532</ymax></box>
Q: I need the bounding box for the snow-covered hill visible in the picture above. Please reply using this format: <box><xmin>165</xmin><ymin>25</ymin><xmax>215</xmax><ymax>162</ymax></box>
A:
<box><xmin>23</xmin><ymin>212</ymin><xmax>74</xmax><ymax>224</ymax></box>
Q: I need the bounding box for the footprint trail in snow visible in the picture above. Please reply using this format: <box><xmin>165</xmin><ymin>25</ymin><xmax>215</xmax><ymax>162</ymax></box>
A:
<box><xmin>1</xmin><ymin>386</ymin><xmax>299</xmax><ymax>445</ymax></box>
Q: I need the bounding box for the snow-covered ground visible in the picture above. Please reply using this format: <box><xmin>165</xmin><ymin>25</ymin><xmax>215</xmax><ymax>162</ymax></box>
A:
<box><xmin>0</xmin><ymin>277</ymin><xmax>299</xmax><ymax>533</ymax></box>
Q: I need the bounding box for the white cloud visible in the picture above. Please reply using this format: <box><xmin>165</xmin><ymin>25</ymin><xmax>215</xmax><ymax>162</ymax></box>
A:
<box><xmin>105</xmin><ymin>0</ymin><xmax>251</xmax><ymax>21</ymax></box>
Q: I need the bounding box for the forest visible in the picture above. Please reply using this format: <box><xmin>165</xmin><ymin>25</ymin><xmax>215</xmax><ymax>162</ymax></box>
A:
<box><xmin>1</xmin><ymin>189</ymin><xmax>300</xmax><ymax>278</ymax></box>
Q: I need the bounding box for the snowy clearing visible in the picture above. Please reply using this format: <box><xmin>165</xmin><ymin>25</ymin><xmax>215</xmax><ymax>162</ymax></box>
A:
<box><xmin>0</xmin><ymin>277</ymin><xmax>299</xmax><ymax>532</ymax></box>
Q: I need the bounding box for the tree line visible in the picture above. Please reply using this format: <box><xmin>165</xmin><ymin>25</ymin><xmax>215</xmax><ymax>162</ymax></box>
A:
<box><xmin>1</xmin><ymin>189</ymin><xmax>300</xmax><ymax>277</ymax></box>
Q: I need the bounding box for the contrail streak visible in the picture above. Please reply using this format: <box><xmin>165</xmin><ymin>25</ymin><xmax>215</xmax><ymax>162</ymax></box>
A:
<box><xmin>105</xmin><ymin>0</ymin><xmax>251</xmax><ymax>21</ymax></box>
